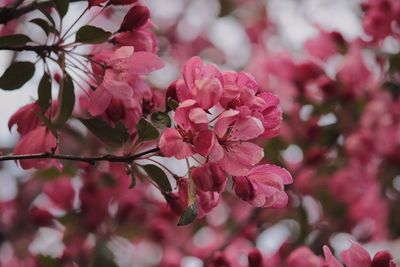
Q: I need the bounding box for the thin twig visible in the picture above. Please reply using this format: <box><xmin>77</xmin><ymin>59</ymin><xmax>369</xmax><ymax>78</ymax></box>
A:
<box><xmin>0</xmin><ymin>148</ymin><xmax>160</xmax><ymax>164</ymax></box>
<box><xmin>0</xmin><ymin>0</ymin><xmax>86</xmax><ymax>25</ymax></box>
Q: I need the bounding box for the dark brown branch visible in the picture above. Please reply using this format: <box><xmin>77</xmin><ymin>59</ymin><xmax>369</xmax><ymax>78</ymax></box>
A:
<box><xmin>0</xmin><ymin>45</ymin><xmax>59</xmax><ymax>55</ymax></box>
<box><xmin>0</xmin><ymin>147</ymin><xmax>160</xmax><ymax>164</ymax></box>
<box><xmin>0</xmin><ymin>0</ymin><xmax>87</xmax><ymax>25</ymax></box>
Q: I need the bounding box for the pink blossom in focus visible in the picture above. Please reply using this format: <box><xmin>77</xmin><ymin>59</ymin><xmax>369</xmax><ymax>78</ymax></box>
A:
<box><xmin>158</xmin><ymin>100</ymin><xmax>215</xmax><ymax>159</ymax></box>
<box><xmin>176</xmin><ymin>56</ymin><xmax>223</xmax><ymax>110</ymax></box>
<box><xmin>210</xmin><ymin>109</ymin><xmax>264</xmax><ymax>176</ymax></box>
<box><xmin>233</xmin><ymin>164</ymin><xmax>292</xmax><ymax>208</ymax></box>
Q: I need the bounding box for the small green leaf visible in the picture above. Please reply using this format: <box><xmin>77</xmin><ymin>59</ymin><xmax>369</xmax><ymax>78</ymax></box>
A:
<box><xmin>93</xmin><ymin>242</ymin><xmax>118</xmax><ymax>267</ymax></box>
<box><xmin>136</xmin><ymin>118</ymin><xmax>159</xmax><ymax>142</ymax></box>
<box><xmin>52</xmin><ymin>0</ymin><xmax>69</xmax><ymax>18</ymax></box>
<box><xmin>36</xmin><ymin>110</ymin><xmax>56</xmax><ymax>136</ymax></box>
<box><xmin>37</xmin><ymin>5</ymin><xmax>57</xmax><ymax>28</ymax></box>
<box><xmin>30</xmin><ymin>18</ymin><xmax>56</xmax><ymax>35</ymax></box>
<box><xmin>0</xmin><ymin>34</ymin><xmax>31</xmax><ymax>47</ymax></box>
<box><xmin>151</xmin><ymin>111</ymin><xmax>171</xmax><ymax>128</ymax></box>
<box><xmin>115</xmin><ymin>122</ymin><xmax>130</xmax><ymax>143</ymax></box>
<box><xmin>75</xmin><ymin>25</ymin><xmax>112</xmax><ymax>44</ymax></box>
<box><xmin>0</xmin><ymin>61</ymin><xmax>35</xmax><ymax>90</ymax></box>
<box><xmin>167</xmin><ymin>98</ymin><xmax>179</xmax><ymax>111</ymax></box>
<box><xmin>53</xmin><ymin>73</ymin><xmax>75</xmax><ymax>127</ymax></box>
<box><xmin>177</xmin><ymin>203</ymin><xmax>197</xmax><ymax>226</ymax></box>
<box><xmin>38</xmin><ymin>72</ymin><xmax>52</xmax><ymax>113</ymax></box>
<box><xmin>79</xmin><ymin>118</ymin><xmax>128</xmax><ymax>147</ymax></box>
<box><xmin>142</xmin><ymin>164</ymin><xmax>172</xmax><ymax>192</ymax></box>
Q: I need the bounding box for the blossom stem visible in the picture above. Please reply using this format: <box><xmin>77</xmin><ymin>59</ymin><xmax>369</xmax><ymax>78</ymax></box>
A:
<box><xmin>0</xmin><ymin>148</ymin><xmax>160</xmax><ymax>164</ymax></box>
<box><xmin>0</xmin><ymin>0</ymin><xmax>86</xmax><ymax>25</ymax></box>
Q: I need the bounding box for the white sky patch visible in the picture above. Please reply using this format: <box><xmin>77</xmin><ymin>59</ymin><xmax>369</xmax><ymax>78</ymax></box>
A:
<box><xmin>208</xmin><ymin>16</ymin><xmax>251</xmax><ymax>69</ymax></box>
<box><xmin>182</xmin><ymin>256</ymin><xmax>203</xmax><ymax>267</ymax></box>
<box><xmin>281</xmin><ymin>144</ymin><xmax>304</xmax><ymax>165</ymax></box>
<box><xmin>29</xmin><ymin>227</ymin><xmax>65</xmax><ymax>258</ymax></box>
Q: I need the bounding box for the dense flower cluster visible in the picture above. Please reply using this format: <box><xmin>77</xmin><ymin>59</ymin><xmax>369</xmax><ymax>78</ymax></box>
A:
<box><xmin>0</xmin><ymin>0</ymin><xmax>399</xmax><ymax>266</ymax></box>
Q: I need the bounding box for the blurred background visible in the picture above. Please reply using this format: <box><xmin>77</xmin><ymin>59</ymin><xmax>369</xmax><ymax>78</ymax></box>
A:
<box><xmin>1</xmin><ymin>0</ymin><xmax>400</xmax><ymax>266</ymax></box>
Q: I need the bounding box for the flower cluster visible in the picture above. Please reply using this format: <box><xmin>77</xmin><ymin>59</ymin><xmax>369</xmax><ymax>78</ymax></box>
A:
<box><xmin>158</xmin><ymin>56</ymin><xmax>291</xmax><ymax>215</ymax></box>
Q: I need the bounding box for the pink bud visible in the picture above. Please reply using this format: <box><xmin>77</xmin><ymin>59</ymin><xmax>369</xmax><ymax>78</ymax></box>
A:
<box><xmin>29</xmin><ymin>207</ymin><xmax>53</xmax><ymax>226</ymax></box>
<box><xmin>248</xmin><ymin>248</ymin><xmax>263</xmax><ymax>267</ymax></box>
<box><xmin>119</xmin><ymin>5</ymin><xmax>150</xmax><ymax>32</ymax></box>
<box><xmin>233</xmin><ymin>176</ymin><xmax>255</xmax><ymax>202</ymax></box>
<box><xmin>54</xmin><ymin>72</ymin><xmax>62</xmax><ymax>83</ymax></box>
<box><xmin>192</xmin><ymin>163</ymin><xmax>226</xmax><ymax>192</ymax></box>
<box><xmin>371</xmin><ymin>251</ymin><xmax>395</xmax><ymax>267</ymax></box>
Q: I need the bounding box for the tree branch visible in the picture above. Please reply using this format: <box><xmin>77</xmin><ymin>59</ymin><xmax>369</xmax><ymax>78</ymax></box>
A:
<box><xmin>0</xmin><ymin>147</ymin><xmax>160</xmax><ymax>164</ymax></box>
<box><xmin>0</xmin><ymin>45</ymin><xmax>59</xmax><ymax>55</ymax></box>
<box><xmin>0</xmin><ymin>0</ymin><xmax>87</xmax><ymax>25</ymax></box>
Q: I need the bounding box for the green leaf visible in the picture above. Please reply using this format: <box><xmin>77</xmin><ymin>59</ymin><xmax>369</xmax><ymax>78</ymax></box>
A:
<box><xmin>52</xmin><ymin>0</ymin><xmax>69</xmax><ymax>18</ymax></box>
<box><xmin>167</xmin><ymin>98</ymin><xmax>179</xmax><ymax>111</ymax></box>
<box><xmin>30</xmin><ymin>18</ymin><xmax>56</xmax><ymax>35</ymax></box>
<box><xmin>0</xmin><ymin>61</ymin><xmax>35</xmax><ymax>90</ymax></box>
<box><xmin>0</xmin><ymin>34</ymin><xmax>31</xmax><ymax>47</ymax></box>
<box><xmin>151</xmin><ymin>111</ymin><xmax>171</xmax><ymax>128</ymax></box>
<box><xmin>38</xmin><ymin>72</ymin><xmax>52</xmax><ymax>113</ymax></box>
<box><xmin>36</xmin><ymin>110</ymin><xmax>57</xmax><ymax>135</ymax></box>
<box><xmin>136</xmin><ymin>118</ymin><xmax>159</xmax><ymax>142</ymax></box>
<box><xmin>93</xmin><ymin>242</ymin><xmax>118</xmax><ymax>267</ymax></box>
<box><xmin>37</xmin><ymin>5</ymin><xmax>57</xmax><ymax>28</ymax></box>
<box><xmin>79</xmin><ymin>118</ymin><xmax>129</xmax><ymax>147</ymax></box>
<box><xmin>38</xmin><ymin>256</ymin><xmax>59</xmax><ymax>267</ymax></box>
<box><xmin>142</xmin><ymin>164</ymin><xmax>172</xmax><ymax>192</ymax></box>
<box><xmin>53</xmin><ymin>73</ymin><xmax>75</xmax><ymax>127</ymax></box>
<box><xmin>75</xmin><ymin>25</ymin><xmax>112</xmax><ymax>44</ymax></box>
<box><xmin>114</xmin><ymin>122</ymin><xmax>130</xmax><ymax>143</ymax></box>
<box><xmin>177</xmin><ymin>203</ymin><xmax>197</xmax><ymax>226</ymax></box>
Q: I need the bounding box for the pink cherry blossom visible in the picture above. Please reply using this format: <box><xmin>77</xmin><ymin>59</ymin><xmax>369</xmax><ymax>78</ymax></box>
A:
<box><xmin>336</xmin><ymin>45</ymin><xmax>372</xmax><ymax>97</ymax></box>
<box><xmin>8</xmin><ymin>102</ymin><xmax>42</xmax><ymax>135</ymax></box>
<box><xmin>341</xmin><ymin>241</ymin><xmax>375</xmax><ymax>267</ymax></box>
<box><xmin>88</xmin><ymin>46</ymin><xmax>164</xmax><ymax>116</ymax></box>
<box><xmin>43</xmin><ymin>177</ymin><xmax>75</xmax><ymax>211</ymax></box>
<box><xmin>13</xmin><ymin>126</ymin><xmax>61</xmax><ymax>170</ymax></box>
<box><xmin>305</xmin><ymin>30</ymin><xmax>344</xmax><ymax>60</ymax></box>
<box><xmin>158</xmin><ymin>100</ymin><xmax>215</xmax><ymax>159</ymax></box>
<box><xmin>286</xmin><ymin>247</ymin><xmax>324</xmax><ymax>267</ymax></box>
<box><xmin>192</xmin><ymin>163</ymin><xmax>226</xmax><ymax>192</ymax></box>
<box><xmin>233</xmin><ymin>164</ymin><xmax>292</xmax><ymax>208</ymax></box>
<box><xmin>176</xmin><ymin>56</ymin><xmax>223</xmax><ymax>110</ymax></box>
<box><xmin>210</xmin><ymin>109</ymin><xmax>264</xmax><ymax>176</ymax></box>
<box><xmin>323</xmin><ymin>246</ymin><xmax>344</xmax><ymax>267</ymax></box>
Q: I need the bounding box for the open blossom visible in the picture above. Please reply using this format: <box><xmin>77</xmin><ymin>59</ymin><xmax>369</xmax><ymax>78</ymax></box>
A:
<box><xmin>220</xmin><ymin>71</ymin><xmax>282</xmax><ymax>138</ymax></box>
<box><xmin>322</xmin><ymin>241</ymin><xmax>396</xmax><ymax>267</ymax></box>
<box><xmin>13</xmin><ymin>126</ymin><xmax>60</xmax><ymax>170</ymax></box>
<box><xmin>158</xmin><ymin>99</ymin><xmax>215</xmax><ymax>159</ymax></box>
<box><xmin>210</xmin><ymin>109</ymin><xmax>265</xmax><ymax>176</ymax></box>
<box><xmin>287</xmin><ymin>247</ymin><xmax>324</xmax><ymax>267</ymax></box>
<box><xmin>336</xmin><ymin>45</ymin><xmax>372</xmax><ymax>97</ymax></box>
<box><xmin>219</xmin><ymin>71</ymin><xmax>259</xmax><ymax>109</ymax></box>
<box><xmin>8</xmin><ymin>103</ymin><xmax>42</xmax><ymax>135</ymax></box>
<box><xmin>176</xmin><ymin>56</ymin><xmax>223</xmax><ymax>110</ymax></box>
<box><xmin>233</xmin><ymin>164</ymin><xmax>292</xmax><ymax>208</ymax></box>
<box><xmin>88</xmin><ymin>46</ymin><xmax>164</xmax><ymax>116</ymax></box>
